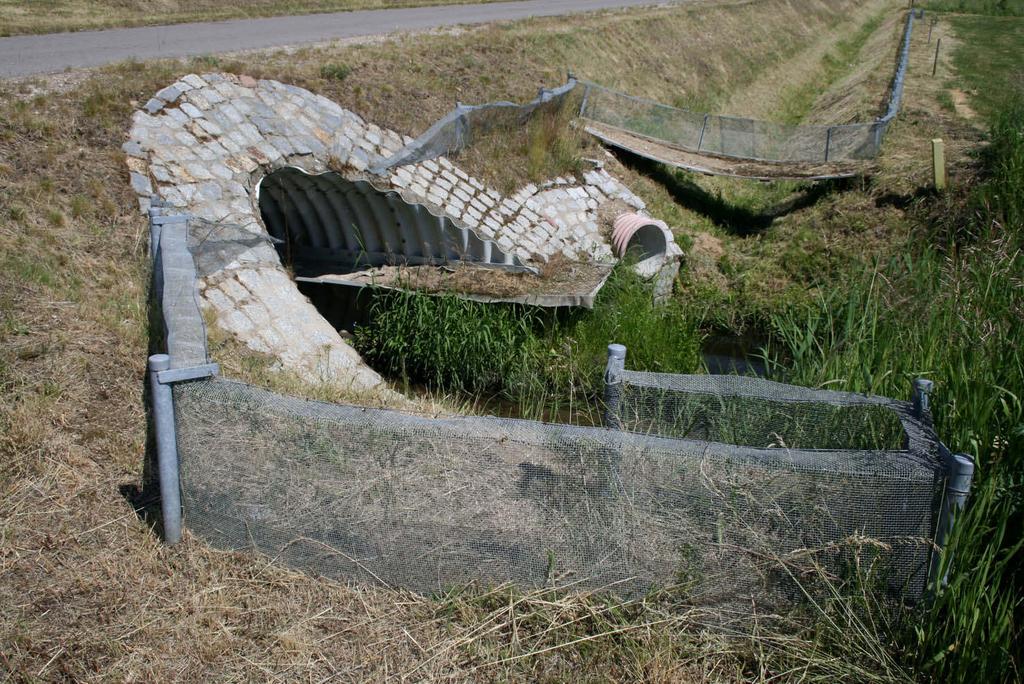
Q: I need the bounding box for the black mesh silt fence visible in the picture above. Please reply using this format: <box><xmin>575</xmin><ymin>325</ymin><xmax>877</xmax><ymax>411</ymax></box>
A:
<box><xmin>580</xmin><ymin>84</ymin><xmax>894</xmax><ymax>165</ymax></box>
<box><xmin>173</xmin><ymin>374</ymin><xmax>945</xmax><ymax>606</ymax></box>
<box><xmin>612</xmin><ymin>371</ymin><xmax>946</xmax><ymax>599</ymax></box>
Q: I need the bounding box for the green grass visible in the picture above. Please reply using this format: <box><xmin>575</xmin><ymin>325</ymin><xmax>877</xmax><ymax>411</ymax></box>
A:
<box><xmin>354</xmin><ymin>287</ymin><xmax>542</xmax><ymax>396</ymax></box>
<box><xmin>764</xmin><ymin>95</ymin><xmax>1024</xmax><ymax>683</ymax></box>
<box><xmin>946</xmin><ymin>14</ymin><xmax>1024</xmax><ymax>119</ymax></box>
<box><xmin>318</xmin><ymin>62</ymin><xmax>352</xmax><ymax>81</ymax></box>
<box><xmin>354</xmin><ymin>265</ymin><xmax>702</xmax><ymax>421</ymax></box>
<box><xmin>923</xmin><ymin>0</ymin><xmax>1024</xmax><ymax>15</ymax></box>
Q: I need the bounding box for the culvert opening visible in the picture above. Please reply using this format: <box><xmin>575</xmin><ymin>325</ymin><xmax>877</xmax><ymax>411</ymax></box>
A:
<box><xmin>257</xmin><ymin>166</ymin><xmax>523</xmax><ymax>276</ymax></box>
<box><xmin>611</xmin><ymin>213</ymin><xmax>669</xmax><ymax>278</ymax></box>
<box><xmin>254</xmin><ymin>167</ymin><xmax>697</xmax><ymax>423</ymax></box>
<box><xmin>256</xmin><ymin>165</ymin><xmax>531</xmax><ymax>331</ymax></box>
<box><xmin>256</xmin><ymin>166</ymin><xmax>616</xmax><ymax>330</ymax></box>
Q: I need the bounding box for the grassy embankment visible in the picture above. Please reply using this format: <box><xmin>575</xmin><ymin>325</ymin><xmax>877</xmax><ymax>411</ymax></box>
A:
<box><xmin>4</xmin><ymin>0</ymin><xmax>1019</xmax><ymax>680</ymax></box>
<box><xmin>747</xmin><ymin>9</ymin><xmax>1023</xmax><ymax>682</ymax></box>
<box><xmin>0</xmin><ymin>0</ymin><xmax>510</xmax><ymax>37</ymax></box>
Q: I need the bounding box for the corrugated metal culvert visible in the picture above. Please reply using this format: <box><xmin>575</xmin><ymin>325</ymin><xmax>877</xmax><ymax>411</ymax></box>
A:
<box><xmin>256</xmin><ymin>166</ymin><xmax>528</xmax><ymax>277</ymax></box>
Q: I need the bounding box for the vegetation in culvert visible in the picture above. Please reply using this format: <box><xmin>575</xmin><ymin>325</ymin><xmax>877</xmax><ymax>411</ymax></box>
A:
<box><xmin>353</xmin><ymin>287</ymin><xmax>542</xmax><ymax>396</ymax></box>
<box><xmin>353</xmin><ymin>265</ymin><xmax>702</xmax><ymax>420</ymax></box>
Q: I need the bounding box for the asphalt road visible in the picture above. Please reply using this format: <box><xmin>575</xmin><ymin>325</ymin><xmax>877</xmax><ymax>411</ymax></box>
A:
<box><xmin>0</xmin><ymin>0</ymin><xmax>678</xmax><ymax>79</ymax></box>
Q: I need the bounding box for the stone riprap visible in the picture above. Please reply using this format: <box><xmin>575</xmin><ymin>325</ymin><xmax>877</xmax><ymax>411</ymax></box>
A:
<box><xmin>127</xmin><ymin>72</ymin><xmax>680</xmax><ymax>389</ymax></box>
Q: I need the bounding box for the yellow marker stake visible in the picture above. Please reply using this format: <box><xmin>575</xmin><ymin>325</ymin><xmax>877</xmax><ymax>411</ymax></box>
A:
<box><xmin>932</xmin><ymin>138</ymin><xmax>946</xmax><ymax>191</ymax></box>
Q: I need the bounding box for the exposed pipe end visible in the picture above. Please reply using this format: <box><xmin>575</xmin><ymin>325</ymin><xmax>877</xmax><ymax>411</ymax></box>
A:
<box><xmin>611</xmin><ymin>213</ymin><xmax>670</xmax><ymax>260</ymax></box>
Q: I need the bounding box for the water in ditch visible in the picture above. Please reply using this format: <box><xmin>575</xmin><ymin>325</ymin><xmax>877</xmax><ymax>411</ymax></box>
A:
<box><xmin>701</xmin><ymin>332</ymin><xmax>770</xmax><ymax>377</ymax></box>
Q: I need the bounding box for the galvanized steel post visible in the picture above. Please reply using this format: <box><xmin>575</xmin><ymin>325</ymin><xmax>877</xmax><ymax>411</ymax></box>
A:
<box><xmin>824</xmin><ymin>127</ymin><xmax>833</xmax><ymax>163</ymax></box>
<box><xmin>912</xmin><ymin>377</ymin><xmax>934</xmax><ymax>419</ymax></box>
<box><xmin>148</xmin><ymin>353</ymin><xmax>183</xmax><ymax>545</ymax></box>
<box><xmin>697</xmin><ymin>114</ymin><xmax>709</xmax><ymax>152</ymax></box>
<box><xmin>931</xmin><ymin>452</ymin><xmax>976</xmax><ymax>588</ymax></box>
<box><xmin>603</xmin><ymin>344</ymin><xmax>627</xmax><ymax>429</ymax></box>
<box><xmin>148</xmin><ymin>208</ymin><xmax>162</xmax><ymax>267</ymax></box>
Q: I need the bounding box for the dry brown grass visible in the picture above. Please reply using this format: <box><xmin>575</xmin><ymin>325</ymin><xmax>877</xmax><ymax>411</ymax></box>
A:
<box><xmin>805</xmin><ymin>9</ymin><xmax>906</xmax><ymax>125</ymax></box>
<box><xmin>169</xmin><ymin>0</ymin><xmax>868</xmax><ymax>139</ymax></box>
<box><xmin>306</xmin><ymin>257</ymin><xmax>612</xmax><ymax>300</ymax></box>
<box><xmin>0</xmin><ymin>0</ymin><xmax>967</xmax><ymax>678</ymax></box>
<box><xmin>0</xmin><ymin>0</ymin><xmax>509</xmax><ymax>37</ymax></box>
<box><xmin>720</xmin><ymin>0</ymin><xmax>899</xmax><ymax>121</ymax></box>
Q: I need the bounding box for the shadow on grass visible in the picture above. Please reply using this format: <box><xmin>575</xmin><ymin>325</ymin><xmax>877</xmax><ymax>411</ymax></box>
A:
<box><xmin>611</xmin><ymin>148</ymin><xmax>850</xmax><ymax>235</ymax></box>
<box><xmin>120</xmin><ymin>270</ymin><xmax>169</xmax><ymax>538</ymax></box>
<box><xmin>118</xmin><ymin>400</ymin><xmax>163</xmax><ymax>537</ymax></box>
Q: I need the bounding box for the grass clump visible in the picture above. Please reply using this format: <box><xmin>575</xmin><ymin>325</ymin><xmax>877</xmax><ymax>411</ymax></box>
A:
<box><xmin>524</xmin><ymin>102</ymin><xmax>587</xmax><ymax>185</ymax></box>
<box><xmin>354</xmin><ymin>288</ymin><xmax>540</xmax><ymax>395</ymax></box>
<box><xmin>319</xmin><ymin>62</ymin><xmax>352</xmax><ymax>81</ymax></box>
<box><xmin>455</xmin><ymin>98</ymin><xmax>591</xmax><ymax>195</ymax></box>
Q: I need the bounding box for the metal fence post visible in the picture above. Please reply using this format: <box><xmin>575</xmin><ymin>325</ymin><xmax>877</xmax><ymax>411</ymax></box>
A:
<box><xmin>149</xmin><ymin>353</ymin><xmax>183</xmax><ymax>545</ymax></box>
<box><xmin>696</xmin><ymin>114</ymin><xmax>709</xmax><ymax>152</ymax></box>
<box><xmin>912</xmin><ymin>377</ymin><xmax>934</xmax><ymax>419</ymax></box>
<box><xmin>148</xmin><ymin>208</ymin><xmax>163</xmax><ymax>267</ymax></box>
<box><xmin>930</xmin><ymin>452</ymin><xmax>976</xmax><ymax>588</ymax></box>
<box><xmin>824</xmin><ymin>127</ymin><xmax>833</xmax><ymax>163</ymax></box>
<box><xmin>603</xmin><ymin>344</ymin><xmax>627</xmax><ymax>429</ymax></box>
<box><xmin>579</xmin><ymin>83</ymin><xmax>592</xmax><ymax>118</ymax></box>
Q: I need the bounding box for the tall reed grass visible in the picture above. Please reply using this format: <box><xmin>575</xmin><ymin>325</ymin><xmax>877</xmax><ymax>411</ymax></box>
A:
<box><xmin>765</xmin><ymin>97</ymin><xmax>1024</xmax><ymax>682</ymax></box>
<box><xmin>354</xmin><ymin>265</ymin><xmax>702</xmax><ymax>421</ymax></box>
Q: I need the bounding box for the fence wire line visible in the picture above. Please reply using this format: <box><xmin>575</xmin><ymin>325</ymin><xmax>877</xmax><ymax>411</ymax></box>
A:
<box><xmin>578</xmin><ymin>10</ymin><xmax>920</xmax><ymax>164</ymax></box>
